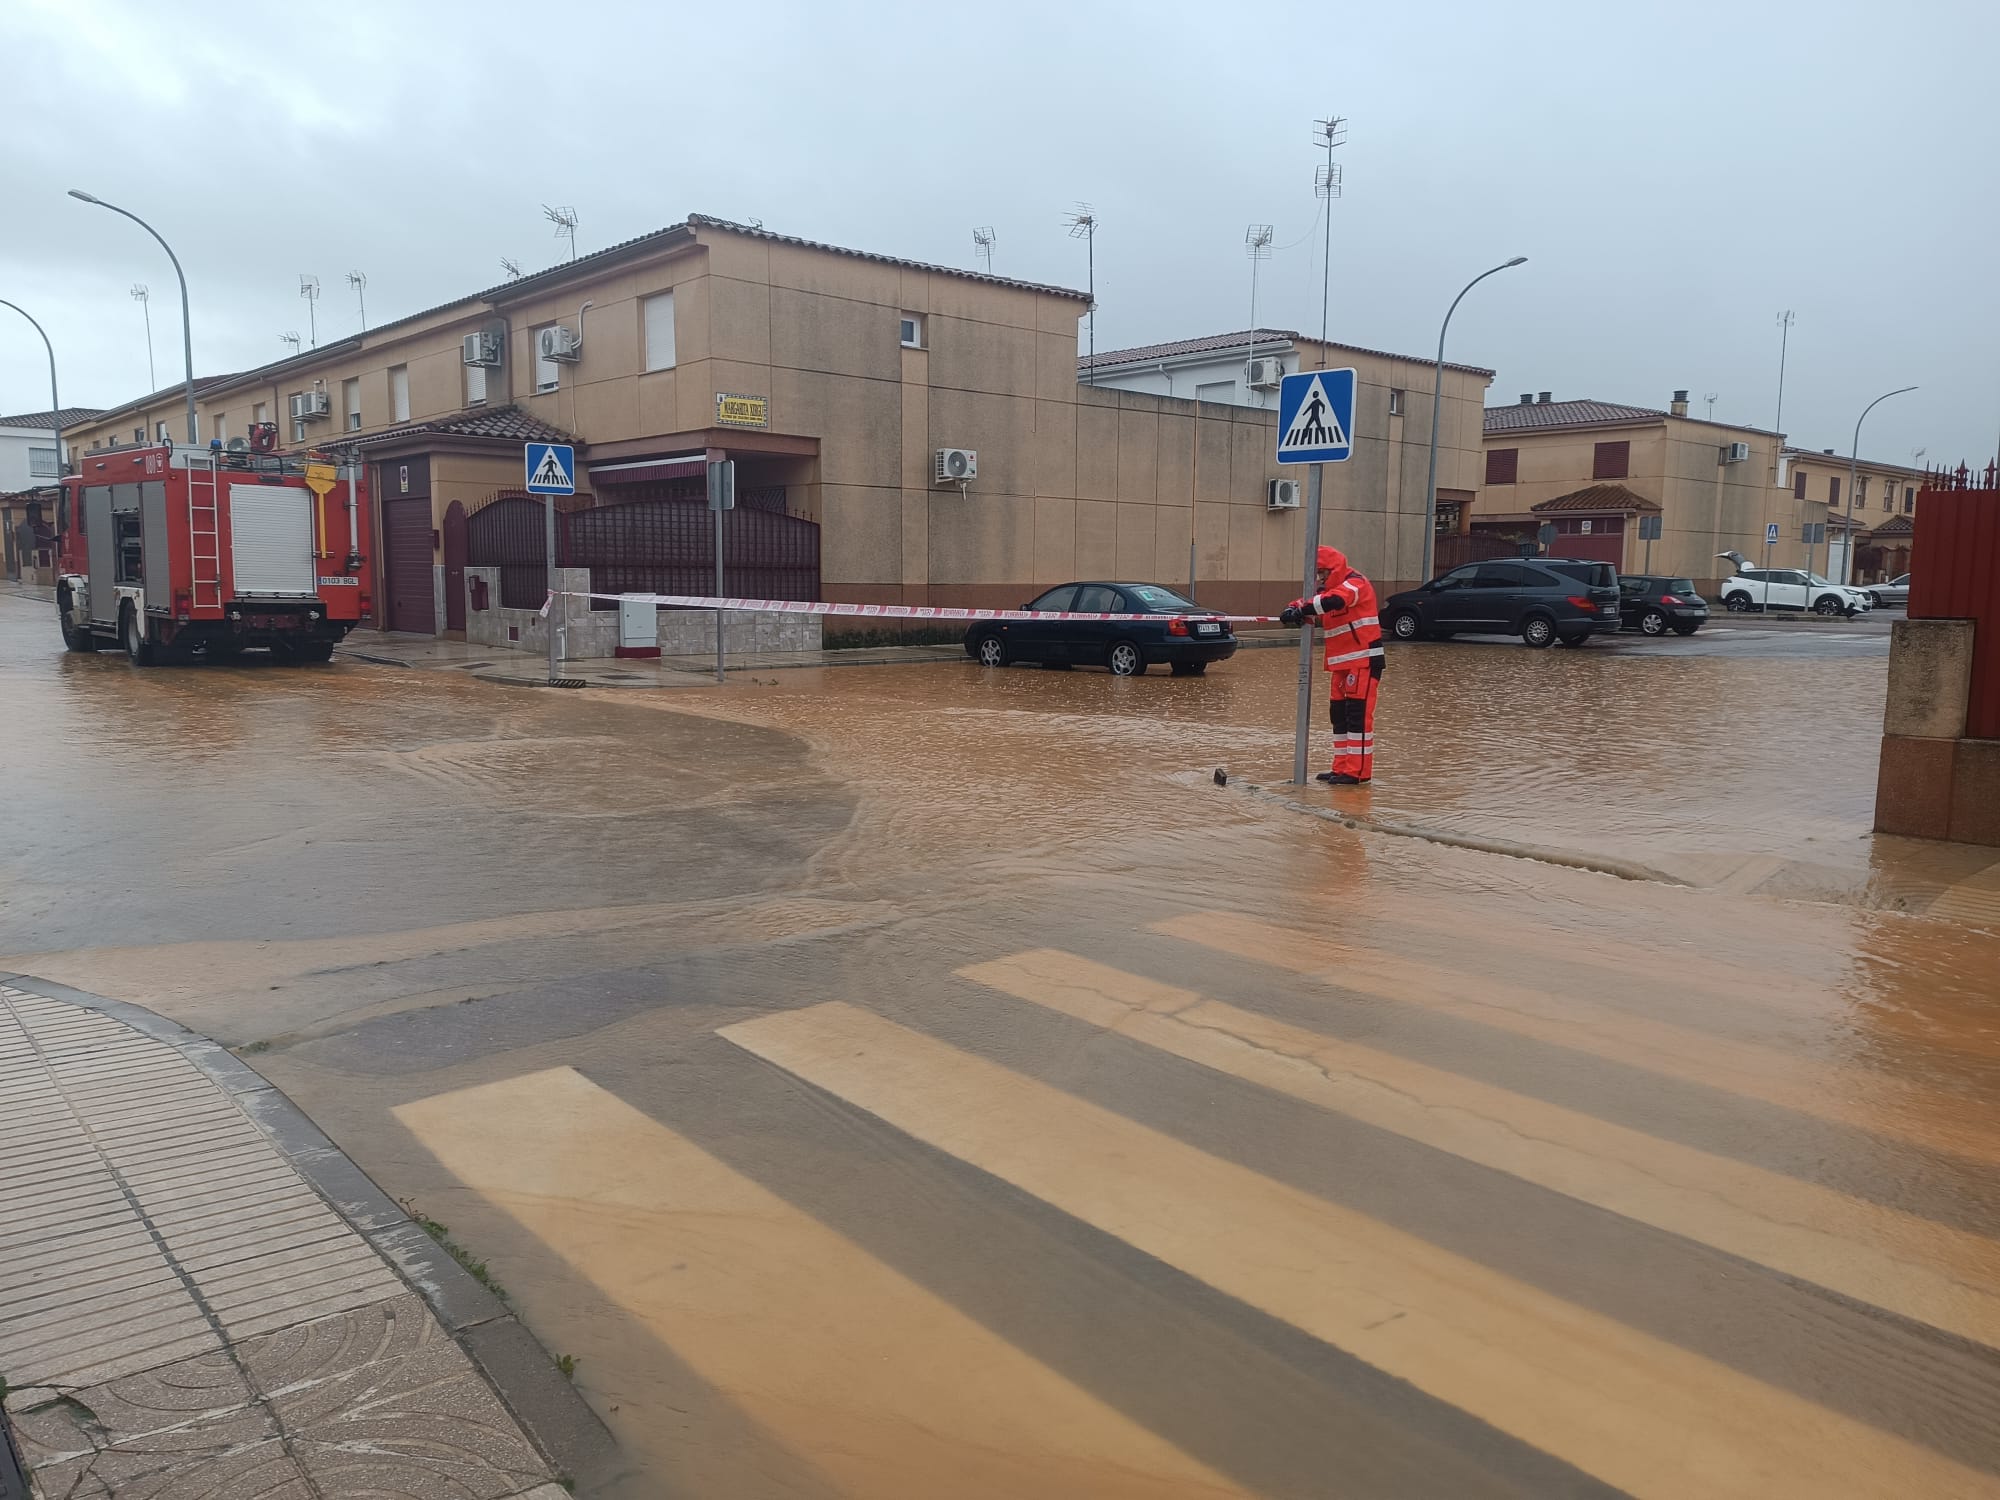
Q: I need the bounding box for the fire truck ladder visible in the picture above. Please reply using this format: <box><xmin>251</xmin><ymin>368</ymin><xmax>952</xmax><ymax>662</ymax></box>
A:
<box><xmin>188</xmin><ymin>457</ymin><xmax>222</xmax><ymax>610</ymax></box>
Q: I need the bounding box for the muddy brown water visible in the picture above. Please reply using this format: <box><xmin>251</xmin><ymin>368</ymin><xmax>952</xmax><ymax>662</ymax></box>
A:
<box><xmin>4</xmin><ymin>589</ymin><xmax>1999</xmax><ymax>1499</ymax></box>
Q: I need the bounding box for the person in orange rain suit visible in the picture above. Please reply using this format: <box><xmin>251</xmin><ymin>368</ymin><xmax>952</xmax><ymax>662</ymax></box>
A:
<box><xmin>1280</xmin><ymin>544</ymin><xmax>1384</xmax><ymax>785</ymax></box>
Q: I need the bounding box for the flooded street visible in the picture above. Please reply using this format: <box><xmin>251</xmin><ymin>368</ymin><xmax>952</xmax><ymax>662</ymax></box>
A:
<box><xmin>5</xmin><ymin>583</ymin><xmax>2000</xmax><ymax>1498</ymax></box>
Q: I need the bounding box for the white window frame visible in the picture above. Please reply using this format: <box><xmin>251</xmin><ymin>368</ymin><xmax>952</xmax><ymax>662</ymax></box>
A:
<box><xmin>643</xmin><ymin>291</ymin><xmax>676</xmax><ymax>371</ymax></box>
<box><xmin>343</xmin><ymin>378</ymin><xmax>361</xmax><ymax>430</ymax></box>
<box><xmin>28</xmin><ymin>445</ymin><xmax>58</xmax><ymax>478</ymax></box>
<box><xmin>292</xmin><ymin>418</ymin><xmax>308</xmax><ymax>443</ymax></box>
<box><xmin>213</xmin><ymin>414</ymin><xmax>226</xmax><ymax>443</ymax></box>
<box><xmin>465</xmin><ymin>363</ymin><xmax>488</xmax><ymax>406</ymax></box>
<box><xmin>155</xmin><ymin>421</ymin><xmax>169</xmax><ymax>440</ymax></box>
<box><xmin>390</xmin><ymin>366</ymin><xmax>410</xmax><ymax>422</ymax></box>
<box><xmin>1388</xmin><ymin>388</ymin><xmax>1405</xmax><ymax>417</ymax></box>
<box><xmin>899</xmin><ymin>313</ymin><xmax>924</xmax><ymax>349</ymax></box>
<box><xmin>533</xmin><ymin>329</ymin><xmax>560</xmax><ymax>393</ymax></box>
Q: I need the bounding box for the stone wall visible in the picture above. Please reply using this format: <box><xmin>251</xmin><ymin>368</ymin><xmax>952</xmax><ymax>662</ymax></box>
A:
<box><xmin>1874</xmin><ymin>618</ymin><xmax>2000</xmax><ymax>845</ymax></box>
<box><xmin>463</xmin><ymin>566</ymin><xmax>819</xmax><ymax>660</ymax></box>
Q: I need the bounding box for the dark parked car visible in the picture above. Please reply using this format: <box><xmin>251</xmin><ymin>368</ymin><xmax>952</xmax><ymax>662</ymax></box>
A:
<box><xmin>1382</xmin><ymin>558</ymin><xmax>1622</xmax><ymax>648</ymax></box>
<box><xmin>964</xmin><ymin>581</ymin><xmax>1237</xmax><ymax>676</ymax></box>
<box><xmin>1617</xmin><ymin>575</ymin><xmax>1708</xmax><ymax>636</ymax></box>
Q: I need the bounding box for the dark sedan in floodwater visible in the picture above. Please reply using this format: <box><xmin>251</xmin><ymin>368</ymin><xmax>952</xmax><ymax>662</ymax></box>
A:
<box><xmin>964</xmin><ymin>582</ymin><xmax>1238</xmax><ymax>676</ymax></box>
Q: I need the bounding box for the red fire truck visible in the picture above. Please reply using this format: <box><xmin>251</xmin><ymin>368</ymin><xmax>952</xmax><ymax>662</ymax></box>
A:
<box><xmin>54</xmin><ymin>435</ymin><xmax>370</xmax><ymax>665</ymax></box>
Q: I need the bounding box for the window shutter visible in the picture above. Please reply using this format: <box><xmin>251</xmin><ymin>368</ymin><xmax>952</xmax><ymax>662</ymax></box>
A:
<box><xmin>1829</xmin><ymin>477</ymin><xmax>1841</xmax><ymax>507</ymax></box>
<box><xmin>1591</xmin><ymin>441</ymin><xmax>1630</xmax><ymax>480</ymax></box>
<box><xmin>1792</xmin><ymin>468</ymin><xmax>1806</xmax><ymax>499</ymax></box>
<box><xmin>1485</xmin><ymin>447</ymin><xmax>1519</xmax><ymax>485</ymax></box>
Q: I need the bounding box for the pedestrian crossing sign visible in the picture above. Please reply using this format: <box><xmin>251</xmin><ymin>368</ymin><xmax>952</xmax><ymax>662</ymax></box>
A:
<box><xmin>525</xmin><ymin>442</ymin><xmax>576</xmax><ymax>495</ymax></box>
<box><xmin>1275</xmin><ymin>367</ymin><xmax>1356</xmax><ymax>464</ymax></box>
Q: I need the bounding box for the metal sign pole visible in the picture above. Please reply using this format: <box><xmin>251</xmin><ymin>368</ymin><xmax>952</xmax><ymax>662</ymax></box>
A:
<box><xmin>545</xmin><ymin>491</ymin><xmax>559</xmax><ymax>686</ymax></box>
<box><xmin>707</xmin><ymin>458</ymin><xmax>735</xmax><ymax>684</ymax></box>
<box><xmin>714</xmin><ymin>504</ymin><xmax>725</xmax><ymax>683</ymax></box>
<box><xmin>1292</xmin><ymin>462</ymin><xmax>1324</xmax><ymax>784</ymax></box>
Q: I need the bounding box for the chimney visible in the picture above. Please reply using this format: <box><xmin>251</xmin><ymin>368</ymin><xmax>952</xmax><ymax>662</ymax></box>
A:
<box><xmin>1519</xmin><ymin>393</ymin><xmax>1534</xmax><ymax>405</ymax></box>
<box><xmin>1670</xmin><ymin>389</ymin><xmax>1689</xmax><ymax>417</ymax></box>
<box><xmin>1536</xmin><ymin>391</ymin><xmax>1552</xmax><ymax>404</ymax></box>
<box><xmin>1823</xmin><ymin>447</ymin><xmax>1835</xmax><ymax>455</ymax></box>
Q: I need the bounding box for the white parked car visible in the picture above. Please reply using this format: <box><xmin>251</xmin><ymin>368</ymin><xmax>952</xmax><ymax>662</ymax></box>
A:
<box><xmin>1715</xmin><ymin>555</ymin><xmax>1871</xmax><ymax>616</ymax></box>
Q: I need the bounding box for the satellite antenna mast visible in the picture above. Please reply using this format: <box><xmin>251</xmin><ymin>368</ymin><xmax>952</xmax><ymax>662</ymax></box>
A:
<box><xmin>1065</xmin><ymin>204</ymin><xmax>1097</xmax><ymax>383</ymax></box>
<box><xmin>543</xmin><ymin>204</ymin><xmax>579</xmax><ymax>262</ymax></box>
<box><xmin>131</xmin><ymin>284</ymin><xmax>156</xmax><ymax>391</ymax></box>
<box><xmin>972</xmin><ymin>226</ymin><xmax>996</xmax><ymax>273</ymax></box>
<box><xmin>500</xmin><ymin>256</ymin><xmax>522</xmax><ymax>280</ymax></box>
<box><xmin>345</xmin><ymin>270</ymin><xmax>368</xmax><ymax>331</ymax></box>
<box><xmin>1313</xmin><ymin>114</ymin><xmax>1347</xmax><ymax>363</ymax></box>
<box><xmin>299</xmin><ymin>275</ymin><xmax>320</xmax><ymax>348</ymax></box>
<box><xmin>1244</xmin><ymin>224</ymin><xmax>1274</xmax><ymax>405</ymax></box>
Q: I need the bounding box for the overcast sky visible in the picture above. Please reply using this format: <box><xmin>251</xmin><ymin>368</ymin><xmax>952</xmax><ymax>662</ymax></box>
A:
<box><xmin>4</xmin><ymin>0</ymin><xmax>1995</xmax><ymax>465</ymax></box>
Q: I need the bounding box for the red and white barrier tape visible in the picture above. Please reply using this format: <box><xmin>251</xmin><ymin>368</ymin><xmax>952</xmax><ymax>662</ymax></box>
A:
<box><xmin>541</xmin><ymin>588</ymin><xmax>1286</xmax><ymax>625</ymax></box>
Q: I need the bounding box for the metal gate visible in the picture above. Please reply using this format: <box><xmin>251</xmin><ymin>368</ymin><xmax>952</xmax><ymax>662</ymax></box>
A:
<box><xmin>442</xmin><ymin>501</ymin><xmax>468</xmax><ymax>632</ymax></box>
<box><xmin>382</xmin><ymin>498</ymin><xmax>435</xmax><ymax>634</ymax></box>
<box><xmin>467</xmin><ymin>491</ymin><xmax>818</xmax><ymax>611</ymax></box>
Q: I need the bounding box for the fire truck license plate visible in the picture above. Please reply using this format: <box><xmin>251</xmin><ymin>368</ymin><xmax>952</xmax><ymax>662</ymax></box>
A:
<box><xmin>317</xmin><ymin>576</ymin><xmax>360</xmax><ymax>586</ymax></box>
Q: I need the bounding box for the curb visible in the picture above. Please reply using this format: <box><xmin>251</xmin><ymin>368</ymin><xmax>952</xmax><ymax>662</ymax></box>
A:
<box><xmin>0</xmin><ymin>971</ymin><xmax>618</xmax><ymax>1492</ymax></box>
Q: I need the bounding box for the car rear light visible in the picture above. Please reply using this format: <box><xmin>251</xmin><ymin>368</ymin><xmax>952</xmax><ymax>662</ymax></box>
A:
<box><xmin>1567</xmin><ymin>596</ymin><xmax>1597</xmax><ymax>611</ymax></box>
<box><xmin>1658</xmin><ymin>595</ymin><xmax>1683</xmax><ymax>605</ymax></box>
<box><xmin>1167</xmin><ymin>617</ymin><xmax>1189</xmax><ymax>636</ymax></box>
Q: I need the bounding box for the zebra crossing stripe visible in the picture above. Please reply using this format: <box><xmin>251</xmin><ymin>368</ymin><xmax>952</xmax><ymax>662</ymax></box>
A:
<box><xmin>393</xmin><ymin>1066</ymin><xmax>1239</xmax><ymax>1499</ymax></box>
<box><xmin>959</xmin><ymin>949</ymin><xmax>2000</xmax><ymax>1348</ymax></box>
<box><xmin>1151</xmin><ymin>912</ymin><xmax>2000</xmax><ymax>1167</ymax></box>
<box><xmin>719</xmin><ymin>1002</ymin><xmax>1986</xmax><ymax>1500</ymax></box>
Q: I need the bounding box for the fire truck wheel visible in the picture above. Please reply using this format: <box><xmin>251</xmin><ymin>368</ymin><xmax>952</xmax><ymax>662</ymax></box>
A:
<box><xmin>58</xmin><ymin>592</ymin><xmax>98</xmax><ymax>653</ymax></box>
<box><xmin>121</xmin><ymin>605</ymin><xmax>155</xmax><ymax>667</ymax></box>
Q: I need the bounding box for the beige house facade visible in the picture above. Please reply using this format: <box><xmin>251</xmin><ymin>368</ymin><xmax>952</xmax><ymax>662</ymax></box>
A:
<box><xmin>70</xmin><ymin>216</ymin><xmax>1487</xmax><ymax>638</ymax></box>
<box><xmin>1474</xmin><ymin>392</ymin><xmax>1791</xmax><ymax>593</ymax></box>
<box><xmin>1782</xmin><ymin>445</ymin><xmax>1927</xmax><ymax>584</ymax></box>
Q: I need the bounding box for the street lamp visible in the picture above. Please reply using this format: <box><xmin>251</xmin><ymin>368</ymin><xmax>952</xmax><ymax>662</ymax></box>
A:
<box><xmin>1842</xmin><ymin>385</ymin><xmax>1917</xmax><ymax>584</ymax></box>
<box><xmin>0</xmin><ymin>299</ymin><xmax>64</xmax><ymax>486</ymax></box>
<box><xmin>1421</xmin><ymin>256</ymin><xmax>1527</xmax><ymax>582</ymax></box>
<box><xmin>68</xmin><ymin>190</ymin><xmax>197</xmax><ymax>444</ymax></box>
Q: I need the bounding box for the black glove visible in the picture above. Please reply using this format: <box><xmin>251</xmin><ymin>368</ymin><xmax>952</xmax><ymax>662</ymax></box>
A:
<box><xmin>1279</xmin><ymin>606</ymin><xmax>1304</xmax><ymax>627</ymax></box>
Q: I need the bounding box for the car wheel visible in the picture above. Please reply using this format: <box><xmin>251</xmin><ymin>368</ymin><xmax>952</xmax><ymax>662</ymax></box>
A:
<box><xmin>974</xmin><ymin>632</ymin><xmax>1009</xmax><ymax>667</ymax></box>
<box><xmin>121</xmin><ymin>604</ymin><xmax>155</xmax><ymax>667</ymax></box>
<box><xmin>1520</xmin><ymin>614</ymin><xmax>1556</xmax><ymax>649</ymax></box>
<box><xmin>1169</xmin><ymin>660</ymin><xmax>1208</xmax><ymax>677</ymax></box>
<box><xmin>1813</xmin><ymin>594</ymin><xmax>1844</xmax><ymax>615</ymax></box>
<box><xmin>1639</xmin><ymin>608</ymin><xmax>1668</xmax><ymax>636</ymax></box>
<box><xmin>1388</xmin><ymin>610</ymin><xmax>1422</xmax><ymax>641</ymax></box>
<box><xmin>1724</xmin><ymin>593</ymin><xmax>1752</xmax><ymax>613</ymax></box>
<box><xmin>1107</xmin><ymin>640</ymin><xmax>1146</xmax><ymax>676</ymax></box>
<box><xmin>1671</xmin><ymin>623</ymin><xmax>1700</xmax><ymax>636</ymax></box>
<box><xmin>1868</xmin><ymin>592</ymin><xmax>1883</xmax><ymax>608</ymax></box>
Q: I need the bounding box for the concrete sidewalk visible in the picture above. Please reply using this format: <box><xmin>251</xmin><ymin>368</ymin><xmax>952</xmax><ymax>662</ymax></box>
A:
<box><xmin>0</xmin><ymin>978</ymin><xmax>611</xmax><ymax>1499</ymax></box>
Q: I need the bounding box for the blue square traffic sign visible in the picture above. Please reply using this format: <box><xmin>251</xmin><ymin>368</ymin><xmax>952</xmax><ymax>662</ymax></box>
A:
<box><xmin>525</xmin><ymin>442</ymin><xmax>576</xmax><ymax>494</ymax></box>
<box><xmin>1275</xmin><ymin>367</ymin><xmax>1356</xmax><ymax>464</ymax></box>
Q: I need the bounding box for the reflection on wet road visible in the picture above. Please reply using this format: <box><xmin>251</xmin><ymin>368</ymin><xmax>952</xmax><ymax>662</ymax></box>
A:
<box><xmin>4</xmin><ymin>586</ymin><xmax>2000</xmax><ymax>1498</ymax></box>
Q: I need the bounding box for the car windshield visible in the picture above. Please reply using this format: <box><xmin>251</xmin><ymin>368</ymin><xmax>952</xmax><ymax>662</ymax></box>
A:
<box><xmin>1124</xmin><ymin>585</ymin><xmax>1198</xmax><ymax>612</ymax></box>
<box><xmin>1805</xmin><ymin>574</ymin><xmax>1835</xmax><ymax>587</ymax></box>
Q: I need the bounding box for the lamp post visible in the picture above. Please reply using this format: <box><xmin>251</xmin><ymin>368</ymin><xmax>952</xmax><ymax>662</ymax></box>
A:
<box><xmin>1421</xmin><ymin>257</ymin><xmax>1527</xmax><ymax>583</ymax></box>
<box><xmin>68</xmin><ymin>190</ymin><xmax>197</xmax><ymax>444</ymax></box>
<box><xmin>0</xmin><ymin>299</ymin><xmax>64</xmax><ymax>485</ymax></box>
<box><xmin>1842</xmin><ymin>385</ymin><xmax>1917</xmax><ymax>585</ymax></box>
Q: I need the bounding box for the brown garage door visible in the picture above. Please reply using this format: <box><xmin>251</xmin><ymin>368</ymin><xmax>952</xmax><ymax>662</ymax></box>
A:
<box><xmin>383</xmin><ymin>498</ymin><xmax>435</xmax><ymax>634</ymax></box>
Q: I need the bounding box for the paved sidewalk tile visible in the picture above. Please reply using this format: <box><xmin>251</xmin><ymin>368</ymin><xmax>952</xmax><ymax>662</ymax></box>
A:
<box><xmin>0</xmin><ymin>985</ymin><xmax>562</xmax><ymax>1499</ymax></box>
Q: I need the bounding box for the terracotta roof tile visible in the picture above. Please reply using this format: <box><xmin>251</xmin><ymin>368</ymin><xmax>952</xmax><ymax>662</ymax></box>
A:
<box><xmin>1531</xmin><ymin>483</ymin><xmax>1662</xmax><ymax>514</ymax></box>
<box><xmin>1486</xmin><ymin>399</ymin><xmax>1665</xmax><ymax>432</ymax></box>
<box><xmin>338</xmin><ymin>404</ymin><xmax>577</xmax><ymax>450</ymax></box>
<box><xmin>1083</xmin><ymin>328</ymin><xmax>1493</xmax><ymax>377</ymax></box>
<box><xmin>0</xmin><ymin>406</ymin><xmax>105</xmax><ymax>429</ymax></box>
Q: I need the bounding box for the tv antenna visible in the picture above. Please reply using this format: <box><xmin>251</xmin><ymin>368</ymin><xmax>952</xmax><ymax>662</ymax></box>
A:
<box><xmin>972</xmin><ymin>225</ymin><xmax>996</xmax><ymax>272</ymax></box>
<box><xmin>279</xmin><ymin>331</ymin><xmax>302</xmax><ymax>355</ymax></box>
<box><xmin>499</xmin><ymin>256</ymin><xmax>522</xmax><ymax>280</ymax></box>
<box><xmin>345</xmin><ymin>270</ymin><xmax>367</xmax><ymax>331</ymax></box>
<box><xmin>1244</xmin><ymin>225</ymin><xmax>1274</xmax><ymax>404</ymax></box>
<box><xmin>1704</xmin><ymin>391</ymin><xmax>1719</xmax><ymax>420</ymax></box>
<box><xmin>1313</xmin><ymin>114</ymin><xmax>1347</xmax><ymax>355</ymax></box>
<box><xmin>544</xmin><ymin>204</ymin><xmax>579</xmax><ymax>262</ymax></box>
<box><xmin>299</xmin><ymin>275</ymin><xmax>320</xmax><ymax>347</ymax></box>
<box><xmin>131</xmin><ymin>284</ymin><xmax>156</xmax><ymax>391</ymax></box>
<box><xmin>1065</xmin><ymin>204</ymin><xmax>1097</xmax><ymax>382</ymax></box>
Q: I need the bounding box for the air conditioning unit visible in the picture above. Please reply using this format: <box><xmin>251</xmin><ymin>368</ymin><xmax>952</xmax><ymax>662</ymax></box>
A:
<box><xmin>538</xmin><ymin>325</ymin><xmax>581</xmax><ymax>362</ymax></box>
<box><xmin>933</xmin><ymin>448</ymin><xmax>977</xmax><ymax>484</ymax></box>
<box><xmin>288</xmin><ymin>391</ymin><xmax>331</xmax><ymax>420</ymax></box>
<box><xmin>1246</xmin><ymin>357</ymin><xmax>1284</xmax><ymax>389</ymax></box>
<box><xmin>1722</xmin><ymin>441</ymin><xmax>1751</xmax><ymax>463</ymax></box>
<box><xmin>462</xmin><ymin>331</ymin><xmax>502</xmax><ymax>367</ymax></box>
<box><xmin>1267</xmin><ymin>478</ymin><xmax>1302</xmax><ymax>510</ymax></box>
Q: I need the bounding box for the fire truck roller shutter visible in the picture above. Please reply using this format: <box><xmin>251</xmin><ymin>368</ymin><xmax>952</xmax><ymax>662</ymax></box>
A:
<box><xmin>85</xmin><ymin>487</ymin><xmax>118</xmax><ymax>625</ymax></box>
<box><xmin>229</xmin><ymin>484</ymin><xmax>316</xmax><ymax>597</ymax></box>
<box><xmin>141</xmin><ymin>481</ymin><xmax>169</xmax><ymax>608</ymax></box>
